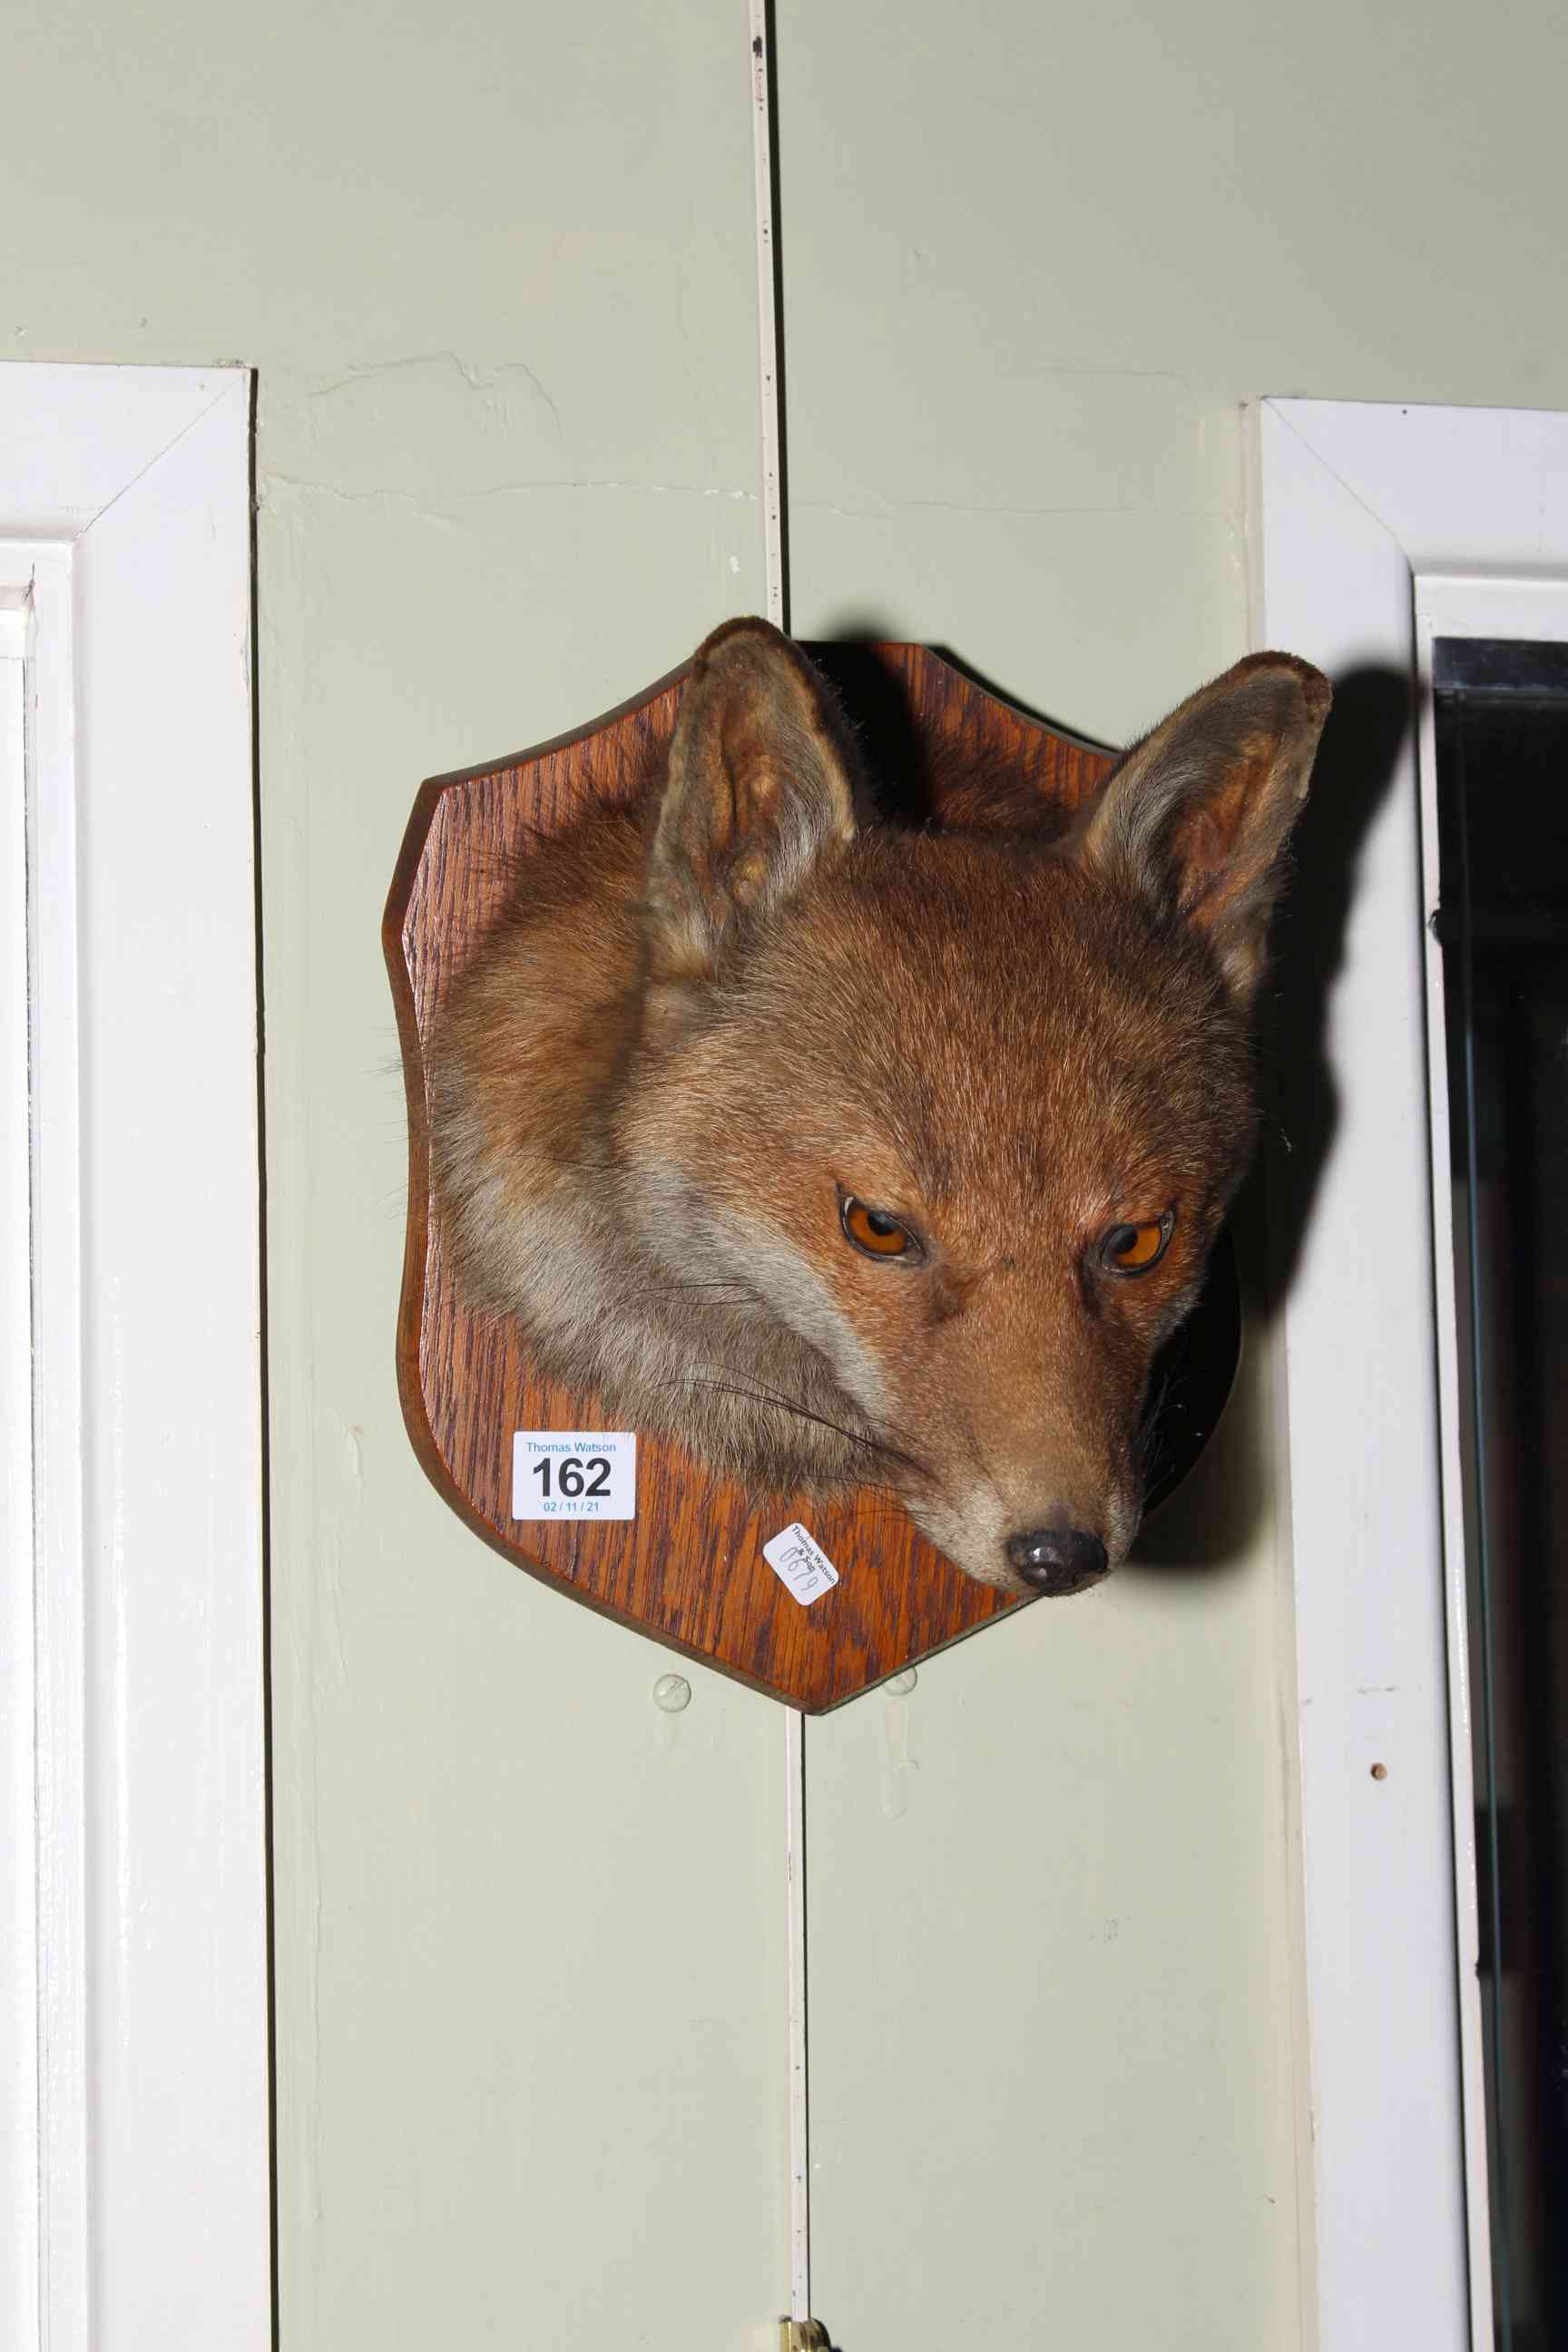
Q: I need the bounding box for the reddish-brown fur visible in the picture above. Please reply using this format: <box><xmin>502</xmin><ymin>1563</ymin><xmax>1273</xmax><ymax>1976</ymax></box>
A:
<box><xmin>430</xmin><ymin>622</ymin><xmax>1328</xmax><ymax>1594</ymax></box>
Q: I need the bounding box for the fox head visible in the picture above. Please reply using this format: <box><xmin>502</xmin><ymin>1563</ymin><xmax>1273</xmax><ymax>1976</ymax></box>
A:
<box><xmin>614</xmin><ymin>620</ymin><xmax>1329</xmax><ymax>1596</ymax></box>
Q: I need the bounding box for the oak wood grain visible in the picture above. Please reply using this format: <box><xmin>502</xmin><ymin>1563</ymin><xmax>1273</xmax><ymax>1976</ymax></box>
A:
<box><xmin>385</xmin><ymin>644</ymin><xmax>1114</xmax><ymax>1710</ymax></box>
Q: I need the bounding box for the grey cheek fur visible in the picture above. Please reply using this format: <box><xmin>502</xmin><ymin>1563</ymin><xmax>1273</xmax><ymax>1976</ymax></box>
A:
<box><xmin>697</xmin><ymin>1198</ymin><xmax>891</xmax><ymax>1419</ymax></box>
<box><xmin>435</xmin><ymin>1099</ymin><xmax>885</xmax><ymax>1493</ymax></box>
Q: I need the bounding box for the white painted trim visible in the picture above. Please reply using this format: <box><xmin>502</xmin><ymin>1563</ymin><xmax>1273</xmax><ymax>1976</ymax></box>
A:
<box><xmin>5</xmin><ymin>534</ymin><xmax>91</xmax><ymax>2351</ymax></box>
<box><xmin>1252</xmin><ymin>398</ymin><xmax>1568</xmax><ymax>2352</ymax></box>
<box><xmin>1</xmin><ymin>596</ymin><xmax>40</xmax><ymax>2352</ymax></box>
<box><xmin>0</xmin><ymin>366</ymin><xmax>239</xmax><ymax>543</ymax></box>
<box><xmin>0</xmin><ymin>365</ymin><xmax>268</xmax><ymax>2352</ymax></box>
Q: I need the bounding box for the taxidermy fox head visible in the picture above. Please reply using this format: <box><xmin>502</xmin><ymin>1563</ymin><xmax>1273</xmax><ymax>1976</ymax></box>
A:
<box><xmin>432</xmin><ymin>621</ymin><xmax>1328</xmax><ymax>1597</ymax></box>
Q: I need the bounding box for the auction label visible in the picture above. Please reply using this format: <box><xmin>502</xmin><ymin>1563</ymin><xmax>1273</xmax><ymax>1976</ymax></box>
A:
<box><xmin>512</xmin><ymin>1432</ymin><xmax>637</xmax><ymax>1521</ymax></box>
<box><xmin>763</xmin><ymin>1522</ymin><xmax>841</xmax><ymax>1605</ymax></box>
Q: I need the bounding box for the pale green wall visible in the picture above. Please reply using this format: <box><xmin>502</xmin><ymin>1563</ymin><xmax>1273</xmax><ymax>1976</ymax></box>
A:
<box><xmin>783</xmin><ymin>0</ymin><xmax>1568</xmax><ymax>736</ymax></box>
<box><xmin>5</xmin><ymin>0</ymin><xmax>1566</xmax><ymax>2346</ymax></box>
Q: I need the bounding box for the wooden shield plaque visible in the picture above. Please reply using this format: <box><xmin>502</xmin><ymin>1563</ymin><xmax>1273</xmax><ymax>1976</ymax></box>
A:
<box><xmin>385</xmin><ymin>642</ymin><xmax>1229</xmax><ymax>1711</ymax></box>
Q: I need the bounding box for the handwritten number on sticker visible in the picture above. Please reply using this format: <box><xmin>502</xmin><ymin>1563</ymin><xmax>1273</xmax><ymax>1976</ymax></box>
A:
<box><xmin>764</xmin><ymin>1522</ymin><xmax>841</xmax><ymax>1605</ymax></box>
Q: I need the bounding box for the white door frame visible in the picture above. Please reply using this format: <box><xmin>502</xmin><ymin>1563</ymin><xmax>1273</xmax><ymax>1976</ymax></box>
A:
<box><xmin>1251</xmin><ymin>397</ymin><xmax>1568</xmax><ymax>2352</ymax></box>
<box><xmin>0</xmin><ymin>364</ymin><xmax>269</xmax><ymax>2351</ymax></box>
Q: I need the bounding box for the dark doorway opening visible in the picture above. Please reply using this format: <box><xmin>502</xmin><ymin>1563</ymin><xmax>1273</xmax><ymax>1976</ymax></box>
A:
<box><xmin>1434</xmin><ymin>635</ymin><xmax>1568</xmax><ymax>2352</ymax></box>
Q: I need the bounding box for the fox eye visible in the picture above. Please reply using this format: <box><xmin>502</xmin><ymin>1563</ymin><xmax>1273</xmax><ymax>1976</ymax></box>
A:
<box><xmin>841</xmin><ymin>1195</ymin><xmax>920</xmax><ymax>1261</ymax></box>
<box><xmin>1096</xmin><ymin>1212</ymin><xmax>1174</xmax><ymax>1276</ymax></box>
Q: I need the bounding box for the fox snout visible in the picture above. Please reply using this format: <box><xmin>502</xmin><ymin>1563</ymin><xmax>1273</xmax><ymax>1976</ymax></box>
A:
<box><xmin>904</xmin><ymin>1454</ymin><xmax>1142</xmax><ymax>1602</ymax></box>
<box><xmin>1004</xmin><ymin>1524</ymin><xmax>1110</xmax><ymax>1596</ymax></box>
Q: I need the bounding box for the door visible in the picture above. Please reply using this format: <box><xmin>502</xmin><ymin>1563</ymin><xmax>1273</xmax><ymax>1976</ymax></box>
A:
<box><xmin>1417</xmin><ymin>577</ymin><xmax>1568</xmax><ymax>2352</ymax></box>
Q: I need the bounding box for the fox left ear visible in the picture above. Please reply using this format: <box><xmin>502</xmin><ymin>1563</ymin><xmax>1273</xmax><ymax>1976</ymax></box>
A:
<box><xmin>642</xmin><ymin>618</ymin><xmax>859</xmax><ymax>987</ymax></box>
<box><xmin>1075</xmin><ymin>652</ymin><xmax>1332</xmax><ymax>1002</ymax></box>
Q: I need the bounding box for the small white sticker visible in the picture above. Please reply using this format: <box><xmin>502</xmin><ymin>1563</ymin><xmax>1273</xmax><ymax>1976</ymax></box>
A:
<box><xmin>512</xmin><ymin>1432</ymin><xmax>637</xmax><ymax>1521</ymax></box>
<box><xmin>763</xmin><ymin>1523</ymin><xmax>841</xmax><ymax>1606</ymax></box>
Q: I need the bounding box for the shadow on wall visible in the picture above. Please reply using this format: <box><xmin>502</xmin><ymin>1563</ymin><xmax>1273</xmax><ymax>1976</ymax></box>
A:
<box><xmin>805</xmin><ymin>635</ymin><xmax>1413</xmax><ymax>1580</ymax></box>
<box><xmin>1263</xmin><ymin>663</ymin><xmax>1415</xmax><ymax>1298</ymax></box>
<box><xmin>1140</xmin><ymin>661</ymin><xmax>1414</xmax><ymax>1575</ymax></box>
<box><xmin>807</xmin><ymin>623</ymin><xmax>1103</xmax><ymax>827</ymax></box>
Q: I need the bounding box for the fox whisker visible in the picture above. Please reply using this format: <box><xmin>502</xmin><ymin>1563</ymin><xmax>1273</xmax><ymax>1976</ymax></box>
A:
<box><xmin>683</xmin><ymin>1375</ymin><xmax>930</xmax><ymax>1484</ymax></box>
<box><xmin>640</xmin><ymin>1278</ymin><xmax>759</xmax><ymax>1301</ymax></box>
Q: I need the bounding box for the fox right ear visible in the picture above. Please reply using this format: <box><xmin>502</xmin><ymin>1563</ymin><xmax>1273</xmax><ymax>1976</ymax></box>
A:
<box><xmin>1074</xmin><ymin>652</ymin><xmax>1331</xmax><ymax>1004</ymax></box>
<box><xmin>642</xmin><ymin>620</ymin><xmax>858</xmax><ymax>985</ymax></box>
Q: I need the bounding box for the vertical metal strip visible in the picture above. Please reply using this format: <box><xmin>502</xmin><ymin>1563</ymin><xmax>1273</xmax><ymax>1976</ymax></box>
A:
<box><xmin>749</xmin><ymin>12</ymin><xmax>806</xmax><ymax>2319</ymax></box>
<box><xmin>784</xmin><ymin>1707</ymin><xmax>810</xmax><ymax>2323</ymax></box>
<box><xmin>748</xmin><ymin>0</ymin><xmax>788</xmax><ymax>633</ymax></box>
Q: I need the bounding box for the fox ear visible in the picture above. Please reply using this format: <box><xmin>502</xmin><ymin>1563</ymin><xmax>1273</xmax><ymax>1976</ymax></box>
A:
<box><xmin>643</xmin><ymin>619</ymin><xmax>858</xmax><ymax>983</ymax></box>
<box><xmin>1075</xmin><ymin>652</ymin><xmax>1332</xmax><ymax>1002</ymax></box>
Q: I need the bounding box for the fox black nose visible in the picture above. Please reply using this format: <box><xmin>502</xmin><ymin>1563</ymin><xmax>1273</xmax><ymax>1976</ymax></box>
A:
<box><xmin>1006</xmin><ymin>1526</ymin><xmax>1108</xmax><ymax>1595</ymax></box>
